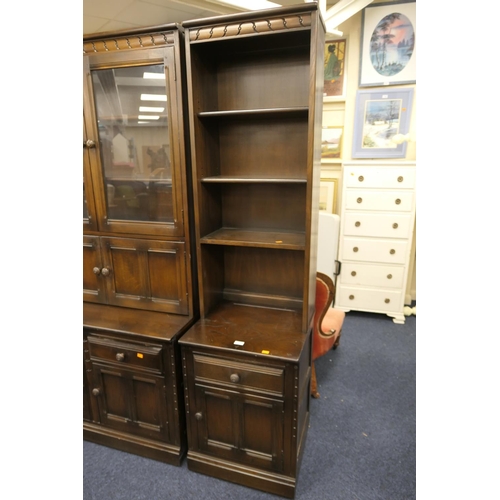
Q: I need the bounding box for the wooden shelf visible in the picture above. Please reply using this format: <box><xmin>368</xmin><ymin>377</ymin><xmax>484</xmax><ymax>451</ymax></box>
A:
<box><xmin>200</xmin><ymin>228</ymin><xmax>305</xmax><ymax>249</ymax></box>
<box><xmin>198</xmin><ymin>107</ymin><xmax>308</xmax><ymax>118</ymax></box>
<box><xmin>201</xmin><ymin>176</ymin><xmax>306</xmax><ymax>184</ymax></box>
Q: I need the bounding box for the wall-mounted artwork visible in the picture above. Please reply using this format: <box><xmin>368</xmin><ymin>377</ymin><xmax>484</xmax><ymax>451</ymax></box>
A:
<box><xmin>323</xmin><ymin>38</ymin><xmax>347</xmax><ymax>100</ymax></box>
<box><xmin>359</xmin><ymin>0</ymin><xmax>416</xmax><ymax>87</ymax></box>
<box><xmin>319</xmin><ymin>178</ymin><xmax>338</xmax><ymax>214</ymax></box>
<box><xmin>321</xmin><ymin>126</ymin><xmax>343</xmax><ymax>163</ymax></box>
<box><xmin>352</xmin><ymin>87</ymin><xmax>414</xmax><ymax>158</ymax></box>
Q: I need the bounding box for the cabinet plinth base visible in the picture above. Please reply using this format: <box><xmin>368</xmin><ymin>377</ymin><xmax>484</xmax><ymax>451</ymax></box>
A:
<box><xmin>186</xmin><ymin>451</ymin><xmax>297</xmax><ymax>499</ymax></box>
<box><xmin>83</xmin><ymin>422</ymin><xmax>186</xmax><ymax>466</ymax></box>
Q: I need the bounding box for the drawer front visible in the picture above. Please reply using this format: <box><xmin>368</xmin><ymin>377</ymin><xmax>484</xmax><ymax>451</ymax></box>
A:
<box><xmin>193</xmin><ymin>353</ymin><xmax>284</xmax><ymax>396</ymax></box>
<box><xmin>337</xmin><ymin>286</ymin><xmax>403</xmax><ymax>313</ymax></box>
<box><xmin>88</xmin><ymin>335</ymin><xmax>163</xmax><ymax>373</ymax></box>
<box><xmin>339</xmin><ymin>262</ymin><xmax>405</xmax><ymax>289</ymax></box>
<box><xmin>344</xmin><ymin>167</ymin><xmax>415</xmax><ymax>189</ymax></box>
<box><xmin>341</xmin><ymin>237</ymin><xmax>408</xmax><ymax>264</ymax></box>
<box><xmin>344</xmin><ymin>190</ymin><xmax>414</xmax><ymax>212</ymax></box>
<box><xmin>343</xmin><ymin>212</ymin><xmax>412</xmax><ymax>238</ymax></box>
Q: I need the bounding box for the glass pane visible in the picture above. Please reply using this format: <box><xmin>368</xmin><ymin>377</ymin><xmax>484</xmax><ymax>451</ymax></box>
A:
<box><xmin>91</xmin><ymin>64</ymin><xmax>173</xmax><ymax>223</ymax></box>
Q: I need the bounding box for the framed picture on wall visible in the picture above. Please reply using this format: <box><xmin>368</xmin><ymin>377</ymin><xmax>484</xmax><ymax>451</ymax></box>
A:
<box><xmin>359</xmin><ymin>0</ymin><xmax>416</xmax><ymax>87</ymax></box>
<box><xmin>352</xmin><ymin>87</ymin><xmax>414</xmax><ymax>159</ymax></box>
<box><xmin>323</xmin><ymin>38</ymin><xmax>347</xmax><ymax>101</ymax></box>
<box><xmin>321</xmin><ymin>126</ymin><xmax>343</xmax><ymax>163</ymax></box>
<box><xmin>319</xmin><ymin>178</ymin><xmax>338</xmax><ymax>214</ymax></box>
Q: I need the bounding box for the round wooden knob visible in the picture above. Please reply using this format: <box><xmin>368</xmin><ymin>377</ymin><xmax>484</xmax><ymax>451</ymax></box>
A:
<box><xmin>393</xmin><ymin>223</ymin><xmax>398</xmax><ymax>229</ymax></box>
<box><xmin>397</xmin><ymin>176</ymin><xmax>403</xmax><ymax>182</ymax></box>
<box><xmin>92</xmin><ymin>388</ymin><xmax>100</xmax><ymax>396</ymax></box>
<box><xmin>93</xmin><ymin>267</ymin><xmax>101</xmax><ymax>275</ymax></box>
<box><xmin>395</xmin><ymin>198</ymin><xmax>401</xmax><ymax>205</ymax></box>
<box><xmin>355</xmin><ymin>221</ymin><xmax>360</xmax><ymax>227</ymax></box>
<box><xmin>116</xmin><ymin>352</ymin><xmax>125</xmax><ymax>362</ymax></box>
<box><xmin>349</xmin><ymin>295</ymin><xmax>355</xmax><ymax>300</ymax></box>
<box><xmin>351</xmin><ymin>271</ymin><xmax>356</xmax><ymax>276</ymax></box>
<box><xmin>195</xmin><ymin>412</ymin><xmax>203</xmax><ymax>421</ymax></box>
<box><xmin>85</xmin><ymin>139</ymin><xmax>96</xmax><ymax>149</ymax></box>
<box><xmin>101</xmin><ymin>268</ymin><xmax>110</xmax><ymax>276</ymax></box>
<box><xmin>230</xmin><ymin>373</ymin><xmax>240</xmax><ymax>383</ymax></box>
<box><xmin>387</xmin><ymin>274</ymin><xmax>392</xmax><ymax>279</ymax></box>
<box><xmin>357</xmin><ymin>197</ymin><xmax>363</xmax><ymax>203</ymax></box>
<box><xmin>390</xmin><ymin>249</ymin><xmax>396</xmax><ymax>255</ymax></box>
<box><xmin>358</xmin><ymin>175</ymin><xmax>364</xmax><ymax>182</ymax></box>
<box><xmin>353</xmin><ymin>247</ymin><xmax>358</xmax><ymax>252</ymax></box>
<box><xmin>385</xmin><ymin>298</ymin><xmax>390</xmax><ymax>304</ymax></box>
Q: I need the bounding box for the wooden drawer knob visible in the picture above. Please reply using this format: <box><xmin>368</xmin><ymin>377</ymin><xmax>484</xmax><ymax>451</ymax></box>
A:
<box><xmin>116</xmin><ymin>352</ymin><xmax>125</xmax><ymax>362</ymax></box>
<box><xmin>195</xmin><ymin>412</ymin><xmax>203</xmax><ymax>421</ymax></box>
<box><xmin>387</xmin><ymin>274</ymin><xmax>393</xmax><ymax>279</ymax></box>
<box><xmin>358</xmin><ymin>175</ymin><xmax>364</xmax><ymax>182</ymax></box>
<box><xmin>351</xmin><ymin>271</ymin><xmax>356</xmax><ymax>276</ymax></box>
<box><xmin>349</xmin><ymin>295</ymin><xmax>355</xmax><ymax>300</ymax></box>
<box><xmin>397</xmin><ymin>176</ymin><xmax>403</xmax><ymax>182</ymax></box>
<box><xmin>395</xmin><ymin>198</ymin><xmax>401</xmax><ymax>205</ymax></box>
<box><xmin>230</xmin><ymin>373</ymin><xmax>240</xmax><ymax>383</ymax></box>
<box><xmin>355</xmin><ymin>221</ymin><xmax>361</xmax><ymax>227</ymax></box>
<box><xmin>393</xmin><ymin>223</ymin><xmax>398</xmax><ymax>229</ymax></box>
<box><xmin>385</xmin><ymin>298</ymin><xmax>390</xmax><ymax>304</ymax></box>
<box><xmin>92</xmin><ymin>388</ymin><xmax>100</xmax><ymax>397</ymax></box>
<box><xmin>390</xmin><ymin>249</ymin><xmax>396</xmax><ymax>255</ymax></box>
<box><xmin>353</xmin><ymin>247</ymin><xmax>359</xmax><ymax>252</ymax></box>
<box><xmin>357</xmin><ymin>197</ymin><xmax>363</xmax><ymax>203</ymax></box>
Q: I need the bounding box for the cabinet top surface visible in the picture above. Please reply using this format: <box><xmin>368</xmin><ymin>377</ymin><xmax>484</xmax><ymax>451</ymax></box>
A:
<box><xmin>83</xmin><ymin>303</ymin><xmax>195</xmax><ymax>341</ymax></box>
<box><xmin>180</xmin><ymin>301</ymin><xmax>308</xmax><ymax>361</ymax></box>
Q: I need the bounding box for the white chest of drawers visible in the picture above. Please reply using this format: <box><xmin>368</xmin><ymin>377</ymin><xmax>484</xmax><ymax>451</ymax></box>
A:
<box><xmin>336</xmin><ymin>161</ymin><xmax>416</xmax><ymax>324</ymax></box>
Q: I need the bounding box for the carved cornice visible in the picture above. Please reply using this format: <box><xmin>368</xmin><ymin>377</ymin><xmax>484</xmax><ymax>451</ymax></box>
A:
<box><xmin>83</xmin><ymin>32</ymin><xmax>175</xmax><ymax>55</ymax></box>
<box><xmin>189</xmin><ymin>13</ymin><xmax>312</xmax><ymax>42</ymax></box>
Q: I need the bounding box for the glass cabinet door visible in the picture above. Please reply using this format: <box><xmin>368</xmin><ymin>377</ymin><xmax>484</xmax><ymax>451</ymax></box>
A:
<box><xmin>83</xmin><ymin>47</ymin><xmax>184</xmax><ymax>237</ymax></box>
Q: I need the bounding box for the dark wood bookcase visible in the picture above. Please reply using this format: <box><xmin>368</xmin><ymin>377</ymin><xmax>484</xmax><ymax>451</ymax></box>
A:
<box><xmin>180</xmin><ymin>5</ymin><xmax>324</xmax><ymax>497</ymax></box>
<box><xmin>82</xmin><ymin>24</ymin><xmax>198</xmax><ymax>465</ymax></box>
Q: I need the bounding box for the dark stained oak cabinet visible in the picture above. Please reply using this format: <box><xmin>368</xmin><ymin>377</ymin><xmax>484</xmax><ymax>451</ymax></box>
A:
<box><xmin>180</xmin><ymin>5</ymin><xmax>324</xmax><ymax>497</ymax></box>
<box><xmin>83</xmin><ymin>25</ymin><xmax>197</xmax><ymax>465</ymax></box>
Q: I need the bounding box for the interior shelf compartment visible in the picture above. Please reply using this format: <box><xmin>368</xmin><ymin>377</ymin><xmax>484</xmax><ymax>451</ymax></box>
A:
<box><xmin>200</xmin><ymin>228</ymin><xmax>305</xmax><ymax>250</ymax></box>
<box><xmin>198</xmin><ymin>107</ymin><xmax>308</xmax><ymax>118</ymax></box>
<box><xmin>199</xmin><ymin>244</ymin><xmax>305</xmax><ymax>312</ymax></box>
<box><xmin>200</xmin><ymin>177</ymin><xmax>306</xmax><ymax>183</ymax></box>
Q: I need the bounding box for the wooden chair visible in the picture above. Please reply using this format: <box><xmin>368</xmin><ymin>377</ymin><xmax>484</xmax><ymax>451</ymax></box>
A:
<box><xmin>311</xmin><ymin>272</ymin><xmax>345</xmax><ymax>398</ymax></box>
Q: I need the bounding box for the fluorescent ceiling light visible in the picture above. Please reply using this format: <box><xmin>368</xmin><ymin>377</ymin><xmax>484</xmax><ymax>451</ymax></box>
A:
<box><xmin>140</xmin><ymin>94</ymin><xmax>167</xmax><ymax>102</ymax></box>
<box><xmin>138</xmin><ymin>115</ymin><xmax>160</xmax><ymax>120</ymax></box>
<box><xmin>139</xmin><ymin>106</ymin><xmax>165</xmax><ymax>112</ymax></box>
<box><xmin>143</xmin><ymin>72</ymin><xmax>165</xmax><ymax>79</ymax></box>
<box><xmin>207</xmin><ymin>0</ymin><xmax>281</xmax><ymax>10</ymax></box>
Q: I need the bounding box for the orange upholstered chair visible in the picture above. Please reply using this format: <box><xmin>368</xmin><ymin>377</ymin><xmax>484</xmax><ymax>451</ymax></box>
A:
<box><xmin>311</xmin><ymin>272</ymin><xmax>345</xmax><ymax>398</ymax></box>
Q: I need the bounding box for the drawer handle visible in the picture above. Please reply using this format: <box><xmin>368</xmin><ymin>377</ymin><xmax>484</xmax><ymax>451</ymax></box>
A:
<box><xmin>92</xmin><ymin>267</ymin><xmax>101</xmax><ymax>275</ymax></box>
<box><xmin>92</xmin><ymin>388</ymin><xmax>101</xmax><ymax>397</ymax></box>
<box><xmin>390</xmin><ymin>249</ymin><xmax>396</xmax><ymax>255</ymax></box>
<box><xmin>353</xmin><ymin>247</ymin><xmax>359</xmax><ymax>252</ymax></box>
<box><xmin>385</xmin><ymin>298</ymin><xmax>390</xmax><ymax>304</ymax></box>
<box><xmin>358</xmin><ymin>175</ymin><xmax>364</xmax><ymax>182</ymax></box>
<box><xmin>230</xmin><ymin>373</ymin><xmax>240</xmax><ymax>383</ymax></box>
<box><xmin>398</xmin><ymin>176</ymin><xmax>403</xmax><ymax>182</ymax></box>
<box><xmin>101</xmin><ymin>267</ymin><xmax>111</xmax><ymax>277</ymax></box>
<box><xmin>195</xmin><ymin>412</ymin><xmax>203</xmax><ymax>421</ymax></box>
<box><xmin>393</xmin><ymin>223</ymin><xmax>398</xmax><ymax>229</ymax></box>
<box><xmin>357</xmin><ymin>197</ymin><xmax>363</xmax><ymax>203</ymax></box>
<box><xmin>355</xmin><ymin>221</ymin><xmax>361</xmax><ymax>227</ymax></box>
<box><xmin>349</xmin><ymin>295</ymin><xmax>355</xmax><ymax>300</ymax></box>
<box><xmin>387</xmin><ymin>274</ymin><xmax>393</xmax><ymax>279</ymax></box>
<box><xmin>395</xmin><ymin>198</ymin><xmax>401</xmax><ymax>205</ymax></box>
<box><xmin>351</xmin><ymin>271</ymin><xmax>357</xmax><ymax>276</ymax></box>
<box><xmin>115</xmin><ymin>352</ymin><xmax>125</xmax><ymax>362</ymax></box>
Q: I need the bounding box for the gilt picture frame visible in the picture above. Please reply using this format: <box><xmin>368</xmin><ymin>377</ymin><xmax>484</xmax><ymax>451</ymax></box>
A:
<box><xmin>352</xmin><ymin>87</ymin><xmax>414</xmax><ymax>159</ymax></box>
<box><xmin>359</xmin><ymin>0</ymin><xmax>416</xmax><ymax>87</ymax></box>
<box><xmin>319</xmin><ymin>178</ymin><xmax>338</xmax><ymax>214</ymax></box>
<box><xmin>323</xmin><ymin>38</ymin><xmax>347</xmax><ymax>101</ymax></box>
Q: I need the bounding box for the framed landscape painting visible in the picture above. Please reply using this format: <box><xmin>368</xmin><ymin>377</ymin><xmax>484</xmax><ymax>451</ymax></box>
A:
<box><xmin>359</xmin><ymin>0</ymin><xmax>416</xmax><ymax>87</ymax></box>
<box><xmin>352</xmin><ymin>87</ymin><xmax>414</xmax><ymax>159</ymax></box>
<box><xmin>321</xmin><ymin>126</ymin><xmax>343</xmax><ymax>163</ymax></box>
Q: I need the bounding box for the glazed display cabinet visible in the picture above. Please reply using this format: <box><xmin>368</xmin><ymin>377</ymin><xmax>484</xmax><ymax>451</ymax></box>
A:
<box><xmin>179</xmin><ymin>4</ymin><xmax>325</xmax><ymax>498</ymax></box>
<box><xmin>83</xmin><ymin>24</ymin><xmax>197</xmax><ymax>465</ymax></box>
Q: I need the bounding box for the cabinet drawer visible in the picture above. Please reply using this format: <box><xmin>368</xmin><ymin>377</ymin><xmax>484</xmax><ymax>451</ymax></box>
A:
<box><xmin>343</xmin><ymin>212</ymin><xmax>413</xmax><ymax>238</ymax></box>
<box><xmin>193</xmin><ymin>353</ymin><xmax>284</xmax><ymax>396</ymax></box>
<box><xmin>344</xmin><ymin>167</ymin><xmax>415</xmax><ymax>189</ymax></box>
<box><xmin>344</xmin><ymin>190</ymin><xmax>414</xmax><ymax>212</ymax></box>
<box><xmin>339</xmin><ymin>262</ymin><xmax>405</xmax><ymax>289</ymax></box>
<box><xmin>88</xmin><ymin>335</ymin><xmax>163</xmax><ymax>373</ymax></box>
<box><xmin>341</xmin><ymin>237</ymin><xmax>408</xmax><ymax>264</ymax></box>
<box><xmin>337</xmin><ymin>286</ymin><xmax>402</xmax><ymax>313</ymax></box>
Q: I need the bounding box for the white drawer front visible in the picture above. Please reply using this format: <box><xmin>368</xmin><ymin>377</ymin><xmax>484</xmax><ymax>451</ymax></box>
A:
<box><xmin>344</xmin><ymin>190</ymin><xmax>414</xmax><ymax>212</ymax></box>
<box><xmin>341</xmin><ymin>237</ymin><xmax>408</xmax><ymax>264</ymax></box>
<box><xmin>336</xmin><ymin>285</ymin><xmax>403</xmax><ymax>313</ymax></box>
<box><xmin>344</xmin><ymin>167</ymin><xmax>415</xmax><ymax>189</ymax></box>
<box><xmin>339</xmin><ymin>262</ymin><xmax>405</xmax><ymax>289</ymax></box>
<box><xmin>343</xmin><ymin>212</ymin><xmax>412</xmax><ymax>238</ymax></box>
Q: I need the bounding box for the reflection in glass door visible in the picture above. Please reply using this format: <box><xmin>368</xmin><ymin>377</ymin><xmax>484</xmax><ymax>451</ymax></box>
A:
<box><xmin>91</xmin><ymin>64</ymin><xmax>174</xmax><ymax>223</ymax></box>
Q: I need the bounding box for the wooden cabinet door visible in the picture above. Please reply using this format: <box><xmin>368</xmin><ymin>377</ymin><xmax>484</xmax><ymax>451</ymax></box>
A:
<box><xmin>99</xmin><ymin>237</ymin><xmax>188</xmax><ymax>314</ymax></box>
<box><xmin>83</xmin><ymin>235</ymin><xmax>106</xmax><ymax>304</ymax></box>
<box><xmin>91</xmin><ymin>362</ymin><xmax>170</xmax><ymax>443</ymax></box>
<box><xmin>193</xmin><ymin>385</ymin><xmax>285</xmax><ymax>473</ymax></box>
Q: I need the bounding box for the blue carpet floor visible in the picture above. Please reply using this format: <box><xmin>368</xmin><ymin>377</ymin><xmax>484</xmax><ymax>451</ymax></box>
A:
<box><xmin>83</xmin><ymin>309</ymin><xmax>416</xmax><ymax>500</ymax></box>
